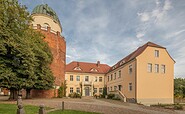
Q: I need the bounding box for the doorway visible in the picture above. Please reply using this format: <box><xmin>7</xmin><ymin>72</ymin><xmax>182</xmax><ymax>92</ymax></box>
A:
<box><xmin>85</xmin><ymin>87</ymin><xmax>90</xmax><ymax>96</ymax></box>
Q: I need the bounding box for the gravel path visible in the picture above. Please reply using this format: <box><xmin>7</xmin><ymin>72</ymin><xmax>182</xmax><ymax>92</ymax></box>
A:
<box><xmin>0</xmin><ymin>96</ymin><xmax>184</xmax><ymax>114</ymax></box>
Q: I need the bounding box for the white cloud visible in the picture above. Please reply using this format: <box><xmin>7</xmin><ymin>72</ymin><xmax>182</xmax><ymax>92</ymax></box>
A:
<box><xmin>137</xmin><ymin>12</ymin><xmax>150</xmax><ymax>22</ymax></box>
<box><xmin>136</xmin><ymin>32</ymin><xmax>145</xmax><ymax>38</ymax></box>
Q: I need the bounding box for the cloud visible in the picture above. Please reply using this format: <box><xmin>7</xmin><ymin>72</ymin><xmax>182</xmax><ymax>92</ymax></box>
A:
<box><xmin>136</xmin><ymin>32</ymin><xmax>145</xmax><ymax>38</ymax></box>
<box><xmin>137</xmin><ymin>12</ymin><xmax>150</xmax><ymax>22</ymax></box>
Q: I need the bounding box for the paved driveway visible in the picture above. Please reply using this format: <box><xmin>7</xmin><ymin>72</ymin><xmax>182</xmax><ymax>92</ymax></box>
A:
<box><xmin>0</xmin><ymin>96</ymin><xmax>184</xmax><ymax>114</ymax></box>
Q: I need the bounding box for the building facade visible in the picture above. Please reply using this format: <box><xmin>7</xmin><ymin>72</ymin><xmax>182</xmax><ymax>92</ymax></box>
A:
<box><xmin>66</xmin><ymin>42</ymin><xmax>175</xmax><ymax>105</ymax></box>
<box><xmin>65</xmin><ymin>61</ymin><xmax>110</xmax><ymax>96</ymax></box>
<box><xmin>30</xmin><ymin>4</ymin><xmax>66</xmax><ymax>98</ymax></box>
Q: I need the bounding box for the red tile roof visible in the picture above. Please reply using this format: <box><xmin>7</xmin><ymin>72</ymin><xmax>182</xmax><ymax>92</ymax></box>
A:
<box><xmin>109</xmin><ymin>42</ymin><xmax>166</xmax><ymax>71</ymax></box>
<box><xmin>66</xmin><ymin>61</ymin><xmax>111</xmax><ymax>74</ymax></box>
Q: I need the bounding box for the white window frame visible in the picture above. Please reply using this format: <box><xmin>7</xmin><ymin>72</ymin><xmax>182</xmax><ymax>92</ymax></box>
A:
<box><xmin>70</xmin><ymin>87</ymin><xmax>73</xmax><ymax>93</ymax></box>
<box><xmin>155</xmin><ymin>50</ymin><xmax>159</xmax><ymax>57</ymax></box>
<box><xmin>147</xmin><ymin>63</ymin><xmax>152</xmax><ymax>72</ymax></box>
<box><xmin>161</xmin><ymin>65</ymin><xmax>166</xmax><ymax>73</ymax></box>
<box><xmin>70</xmin><ymin>75</ymin><xmax>73</xmax><ymax>81</ymax></box>
<box><xmin>76</xmin><ymin>76</ymin><xmax>80</xmax><ymax>81</ymax></box>
<box><xmin>155</xmin><ymin>64</ymin><xmax>159</xmax><ymax>73</ymax></box>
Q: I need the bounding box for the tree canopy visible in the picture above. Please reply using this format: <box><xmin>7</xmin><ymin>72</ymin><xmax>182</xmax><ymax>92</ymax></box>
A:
<box><xmin>174</xmin><ymin>78</ymin><xmax>185</xmax><ymax>98</ymax></box>
<box><xmin>0</xmin><ymin>0</ymin><xmax>54</xmax><ymax>99</ymax></box>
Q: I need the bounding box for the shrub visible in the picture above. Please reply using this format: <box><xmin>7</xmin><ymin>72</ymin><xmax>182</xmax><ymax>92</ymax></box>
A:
<box><xmin>107</xmin><ymin>94</ymin><xmax>115</xmax><ymax>99</ymax></box>
<box><xmin>174</xmin><ymin>103</ymin><xmax>183</xmax><ymax>110</ymax></box>
<box><xmin>112</xmin><ymin>97</ymin><xmax>121</xmax><ymax>100</ymax></box>
<box><xmin>68</xmin><ymin>92</ymin><xmax>81</xmax><ymax>98</ymax></box>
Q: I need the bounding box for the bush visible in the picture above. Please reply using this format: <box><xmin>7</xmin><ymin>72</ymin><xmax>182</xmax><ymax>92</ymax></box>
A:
<box><xmin>112</xmin><ymin>97</ymin><xmax>121</xmax><ymax>100</ymax></box>
<box><xmin>68</xmin><ymin>92</ymin><xmax>81</xmax><ymax>98</ymax></box>
<box><xmin>107</xmin><ymin>94</ymin><xmax>115</xmax><ymax>99</ymax></box>
<box><xmin>174</xmin><ymin>103</ymin><xmax>183</xmax><ymax>110</ymax></box>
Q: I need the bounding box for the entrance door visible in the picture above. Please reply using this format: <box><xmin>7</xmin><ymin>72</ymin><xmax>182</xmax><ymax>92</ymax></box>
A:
<box><xmin>85</xmin><ymin>87</ymin><xmax>90</xmax><ymax>96</ymax></box>
<box><xmin>118</xmin><ymin>85</ymin><xmax>122</xmax><ymax>91</ymax></box>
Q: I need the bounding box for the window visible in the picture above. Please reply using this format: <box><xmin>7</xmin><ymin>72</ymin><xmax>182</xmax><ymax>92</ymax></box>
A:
<box><xmin>70</xmin><ymin>75</ymin><xmax>73</xmax><ymax>81</ymax></box>
<box><xmin>148</xmin><ymin>63</ymin><xmax>152</xmax><ymax>72</ymax></box>
<box><xmin>99</xmin><ymin>77</ymin><xmax>102</xmax><ymax>82</ymax></box>
<box><xmin>155</xmin><ymin>64</ymin><xmax>159</xmax><ymax>73</ymax></box>
<box><xmin>129</xmin><ymin>83</ymin><xmax>132</xmax><ymax>91</ymax></box>
<box><xmin>85</xmin><ymin>76</ymin><xmax>89</xmax><ymax>81</ymax></box>
<box><xmin>155</xmin><ymin>50</ymin><xmax>159</xmax><ymax>57</ymax></box>
<box><xmin>118</xmin><ymin>70</ymin><xmax>121</xmax><ymax>78</ymax></box>
<box><xmin>129</xmin><ymin>65</ymin><xmax>132</xmax><ymax>74</ymax></box>
<box><xmin>99</xmin><ymin>88</ymin><xmax>103</xmax><ymax>94</ymax></box>
<box><xmin>76</xmin><ymin>76</ymin><xmax>80</xmax><ymax>81</ymax></box>
<box><xmin>111</xmin><ymin>74</ymin><xmax>113</xmax><ymax>80</ymax></box>
<box><xmin>108</xmin><ymin>76</ymin><xmax>109</xmax><ymax>82</ymax></box>
<box><xmin>114</xmin><ymin>72</ymin><xmax>116</xmax><ymax>80</ymax></box>
<box><xmin>114</xmin><ymin>86</ymin><xmax>117</xmax><ymax>91</ymax></box>
<box><xmin>161</xmin><ymin>65</ymin><xmax>166</xmax><ymax>73</ymax></box>
<box><xmin>94</xmin><ymin>88</ymin><xmax>97</xmax><ymax>94</ymax></box>
<box><xmin>70</xmin><ymin>87</ymin><xmax>73</xmax><ymax>93</ymax></box>
<box><xmin>95</xmin><ymin>77</ymin><xmax>97</xmax><ymax>82</ymax></box>
<box><xmin>76</xmin><ymin>87</ymin><xmax>80</xmax><ymax>93</ymax></box>
<box><xmin>74</xmin><ymin>67</ymin><xmax>82</xmax><ymax>70</ymax></box>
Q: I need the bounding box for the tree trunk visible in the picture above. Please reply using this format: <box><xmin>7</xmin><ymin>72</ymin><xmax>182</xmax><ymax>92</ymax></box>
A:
<box><xmin>26</xmin><ymin>89</ymin><xmax>31</xmax><ymax>99</ymax></box>
<box><xmin>9</xmin><ymin>89</ymin><xmax>18</xmax><ymax>100</ymax></box>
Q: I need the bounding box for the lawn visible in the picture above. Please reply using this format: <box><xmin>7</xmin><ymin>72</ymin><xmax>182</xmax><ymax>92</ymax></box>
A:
<box><xmin>0</xmin><ymin>103</ymin><xmax>99</xmax><ymax>114</ymax></box>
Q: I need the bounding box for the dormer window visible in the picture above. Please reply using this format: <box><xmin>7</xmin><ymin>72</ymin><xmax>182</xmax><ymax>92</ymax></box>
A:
<box><xmin>112</xmin><ymin>66</ymin><xmax>116</xmax><ymax>69</ymax></box>
<box><xmin>90</xmin><ymin>68</ymin><xmax>98</xmax><ymax>72</ymax></box>
<box><xmin>74</xmin><ymin>67</ymin><xmax>82</xmax><ymax>71</ymax></box>
<box><xmin>120</xmin><ymin>60</ymin><xmax>125</xmax><ymax>65</ymax></box>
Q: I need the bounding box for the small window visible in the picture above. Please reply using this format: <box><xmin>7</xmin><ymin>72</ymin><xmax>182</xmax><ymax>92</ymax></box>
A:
<box><xmin>70</xmin><ymin>87</ymin><xmax>73</xmax><ymax>93</ymax></box>
<box><xmin>148</xmin><ymin>63</ymin><xmax>152</xmax><ymax>72</ymax></box>
<box><xmin>161</xmin><ymin>65</ymin><xmax>166</xmax><ymax>73</ymax></box>
<box><xmin>76</xmin><ymin>76</ymin><xmax>80</xmax><ymax>81</ymax></box>
<box><xmin>129</xmin><ymin>65</ymin><xmax>133</xmax><ymax>74</ymax></box>
<box><xmin>111</xmin><ymin>74</ymin><xmax>113</xmax><ymax>80</ymax></box>
<box><xmin>114</xmin><ymin>72</ymin><xmax>116</xmax><ymax>80</ymax></box>
<box><xmin>76</xmin><ymin>87</ymin><xmax>80</xmax><ymax>93</ymax></box>
<box><xmin>70</xmin><ymin>75</ymin><xmax>73</xmax><ymax>81</ymax></box>
<box><xmin>114</xmin><ymin>86</ymin><xmax>117</xmax><ymax>91</ymax></box>
<box><xmin>74</xmin><ymin>67</ymin><xmax>82</xmax><ymax>71</ymax></box>
<box><xmin>99</xmin><ymin>88</ymin><xmax>103</xmax><ymax>94</ymax></box>
<box><xmin>155</xmin><ymin>50</ymin><xmax>159</xmax><ymax>57</ymax></box>
<box><xmin>94</xmin><ymin>88</ymin><xmax>97</xmax><ymax>94</ymax></box>
<box><xmin>155</xmin><ymin>64</ymin><xmax>159</xmax><ymax>73</ymax></box>
<box><xmin>85</xmin><ymin>76</ymin><xmax>89</xmax><ymax>81</ymax></box>
<box><xmin>95</xmin><ymin>77</ymin><xmax>97</xmax><ymax>82</ymax></box>
<box><xmin>99</xmin><ymin>77</ymin><xmax>102</xmax><ymax>82</ymax></box>
<box><xmin>119</xmin><ymin>70</ymin><xmax>121</xmax><ymax>78</ymax></box>
<box><xmin>129</xmin><ymin>83</ymin><xmax>132</xmax><ymax>91</ymax></box>
<box><xmin>91</xmin><ymin>68</ymin><xmax>97</xmax><ymax>72</ymax></box>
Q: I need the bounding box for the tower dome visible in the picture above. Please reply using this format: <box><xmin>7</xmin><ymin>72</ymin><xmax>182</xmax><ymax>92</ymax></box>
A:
<box><xmin>31</xmin><ymin>4</ymin><xmax>62</xmax><ymax>32</ymax></box>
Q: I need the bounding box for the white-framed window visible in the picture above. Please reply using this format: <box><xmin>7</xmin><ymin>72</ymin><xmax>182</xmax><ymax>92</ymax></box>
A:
<box><xmin>76</xmin><ymin>76</ymin><xmax>80</xmax><ymax>81</ymax></box>
<box><xmin>76</xmin><ymin>87</ymin><xmax>80</xmax><ymax>93</ymax></box>
<box><xmin>114</xmin><ymin>72</ymin><xmax>116</xmax><ymax>79</ymax></box>
<box><xmin>85</xmin><ymin>76</ymin><xmax>89</xmax><ymax>81</ymax></box>
<box><xmin>129</xmin><ymin>83</ymin><xmax>132</xmax><ymax>91</ymax></box>
<box><xmin>95</xmin><ymin>77</ymin><xmax>97</xmax><ymax>82</ymax></box>
<box><xmin>70</xmin><ymin>75</ymin><xmax>73</xmax><ymax>81</ymax></box>
<box><xmin>114</xmin><ymin>86</ymin><xmax>117</xmax><ymax>91</ymax></box>
<box><xmin>155</xmin><ymin>50</ymin><xmax>159</xmax><ymax>57</ymax></box>
<box><xmin>99</xmin><ymin>77</ymin><xmax>102</xmax><ymax>82</ymax></box>
<box><xmin>129</xmin><ymin>65</ymin><xmax>132</xmax><ymax>74</ymax></box>
<box><xmin>99</xmin><ymin>88</ymin><xmax>103</xmax><ymax>94</ymax></box>
<box><xmin>155</xmin><ymin>64</ymin><xmax>159</xmax><ymax>73</ymax></box>
<box><xmin>118</xmin><ymin>70</ymin><xmax>121</xmax><ymax>78</ymax></box>
<box><xmin>94</xmin><ymin>88</ymin><xmax>97</xmax><ymax>94</ymax></box>
<box><xmin>70</xmin><ymin>87</ymin><xmax>73</xmax><ymax>93</ymax></box>
<box><xmin>161</xmin><ymin>65</ymin><xmax>166</xmax><ymax>73</ymax></box>
<box><xmin>148</xmin><ymin>63</ymin><xmax>152</xmax><ymax>72</ymax></box>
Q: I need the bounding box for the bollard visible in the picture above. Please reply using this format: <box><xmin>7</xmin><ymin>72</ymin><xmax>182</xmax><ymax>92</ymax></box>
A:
<box><xmin>62</xmin><ymin>101</ymin><xmax>64</xmax><ymax>111</ymax></box>
<box><xmin>39</xmin><ymin>104</ymin><xmax>46</xmax><ymax>114</ymax></box>
<box><xmin>17</xmin><ymin>96</ymin><xmax>23</xmax><ymax>106</ymax></box>
<box><xmin>17</xmin><ymin>104</ymin><xmax>25</xmax><ymax>114</ymax></box>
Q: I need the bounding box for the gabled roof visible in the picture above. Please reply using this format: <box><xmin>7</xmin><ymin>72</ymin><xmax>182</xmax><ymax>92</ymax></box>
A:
<box><xmin>66</xmin><ymin>61</ymin><xmax>111</xmax><ymax>74</ymax></box>
<box><xmin>109</xmin><ymin>42</ymin><xmax>166</xmax><ymax>72</ymax></box>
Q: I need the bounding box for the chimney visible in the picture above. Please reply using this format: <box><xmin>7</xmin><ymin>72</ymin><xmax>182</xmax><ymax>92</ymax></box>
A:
<box><xmin>97</xmin><ymin>61</ymin><xmax>100</xmax><ymax>67</ymax></box>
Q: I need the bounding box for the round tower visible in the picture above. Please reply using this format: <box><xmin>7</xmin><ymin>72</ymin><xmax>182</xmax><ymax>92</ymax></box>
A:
<box><xmin>30</xmin><ymin>4</ymin><xmax>66</xmax><ymax>98</ymax></box>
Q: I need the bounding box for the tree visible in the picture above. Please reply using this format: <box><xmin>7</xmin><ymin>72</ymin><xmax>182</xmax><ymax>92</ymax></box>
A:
<box><xmin>0</xmin><ymin>0</ymin><xmax>54</xmax><ymax>99</ymax></box>
<box><xmin>174</xmin><ymin>78</ymin><xmax>185</xmax><ymax>98</ymax></box>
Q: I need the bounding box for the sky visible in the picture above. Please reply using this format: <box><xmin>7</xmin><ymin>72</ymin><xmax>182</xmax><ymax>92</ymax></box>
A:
<box><xmin>18</xmin><ymin>0</ymin><xmax>185</xmax><ymax>78</ymax></box>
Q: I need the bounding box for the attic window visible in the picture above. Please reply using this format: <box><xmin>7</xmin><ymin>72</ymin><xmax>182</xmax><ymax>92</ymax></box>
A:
<box><xmin>120</xmin><ymin>60</ymin><xmax>125</xmax><ymax>65</ymax></box>
<box><xmin>91</xmin><ymin>68</ymin><xmax>98</xmax><ymax>72</ymax></box>
<box><xmin>112</xmin><ymin>66</ymin><xmax>116</xmax><ymax>69</ymax></box>
<box><xmin>74</xmin><ymin>67</ymin><xmax>82</xmax><ymax>71</ymax></box>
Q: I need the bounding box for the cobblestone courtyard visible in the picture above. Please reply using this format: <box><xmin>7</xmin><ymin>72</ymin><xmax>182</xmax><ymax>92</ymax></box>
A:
<box><xmin>0</xmin><ymin>96</ymin><xmax>184</xmax><ymax>114</ymax></box>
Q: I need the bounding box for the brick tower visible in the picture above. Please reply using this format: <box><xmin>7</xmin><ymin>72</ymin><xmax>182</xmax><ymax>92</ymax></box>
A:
<box><xmin>30</xmin><ymin>4</ymin><xmax>66</xmax><ymax>98</ymax></box>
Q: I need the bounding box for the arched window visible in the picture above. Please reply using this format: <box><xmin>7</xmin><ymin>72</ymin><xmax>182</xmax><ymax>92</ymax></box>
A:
<box><xmin>43</xmin><ymin>23</ymin><xmax>50</xmax><ymax>29</ymax></box>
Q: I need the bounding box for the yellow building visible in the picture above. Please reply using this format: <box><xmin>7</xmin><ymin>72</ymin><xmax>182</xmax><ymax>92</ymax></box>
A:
<box><xmin>65</xmin><ymin>61</ymin><xmax>110</xmax><ymax>96</ymax></box>
<box><xmin>106</xmin><ymin>42</ymin><xmax>175</xmax><ymax>105</ymax></box>
<box><xmin>66</xmin><ymin>42</ymin><xmax>175</xmax><ymax>105</ymax></box>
